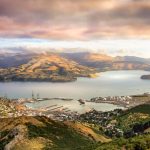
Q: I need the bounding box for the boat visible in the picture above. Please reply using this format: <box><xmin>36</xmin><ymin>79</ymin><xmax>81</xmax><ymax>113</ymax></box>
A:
<box><xmin>78</xmin><ymin>99</ymin><xmax>85</xmax><ymax>105</ymax></box>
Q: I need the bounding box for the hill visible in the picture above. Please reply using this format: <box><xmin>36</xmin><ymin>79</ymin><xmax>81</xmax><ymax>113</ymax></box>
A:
<box><xmin>0</xmin><ymin>53</ymin><xmax>34</xmax><ymax>68</ymax></box>
<box><xmin>0</xmin><ymin>54</ymin><xmax>96</xmax><ymax>82</ymax></box>
<box><xmin>0</xmin><ymin>116</ymin><xmax>109</xmax><ymax>150</ymax></box>
<box><xmin>0</xmin><ymin>98</ymin><xmax>149</xmax><ymax>150</ymax></box>
<box><xmin>0</xmin><ymin>52</ymin><xmax>150</xmax><ymax>82</ymax></box>
<box><xmin>92</xmin><ymin>134</ymin><xmax>150</xmax><ymax>150</ymax></box>
<box><xmin>79</xmin><ymin>104</ymin><xmax>150</xmax><ymax>150</ymax></box>
<box><xmin>1</xmin><ymin>52</ymin><xmax>150</xmax><ymax>71</ymax></box>
<box><xmin>61</xmin><ymin>52</ymin><xmax>150</xmax><ymax>71</ymax></box>
<box><xmin>83</xmin><ymin>53</ymin><xmax>113</xmax><ymax>62</ymax></box>
<box><xmin>124</xmin><ymin>104</ymin><xmax>150</xmax><ymax>115</ymax></box>
<box><xmin>0</xmin><ymin>115</ymin><xmax>149</xmax><ymax>150</ymax></box>
<box><xmin>115</xmin><ymin>56</ymin><xmax>150</xmax><ymax>63</ymax></box>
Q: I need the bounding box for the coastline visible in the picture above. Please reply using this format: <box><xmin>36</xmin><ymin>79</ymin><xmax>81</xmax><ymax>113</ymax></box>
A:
<box><xmin>87</xmin><ymin>93</ymin><xmax>150</xmax><ymax>109</ymax></box>
<box><xmin>0</xmin><ymin>69</ymin><xmax>150</xmax><ymax>83</ymax></box>
<box><xmin>9</xmin><ymin>92</ymin><xmax>150</xmax><ymax>113</ymax></box>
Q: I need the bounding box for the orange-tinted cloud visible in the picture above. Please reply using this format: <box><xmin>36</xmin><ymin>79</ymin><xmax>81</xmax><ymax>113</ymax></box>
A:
<box><xmin>0</xmin><ymin>0</ymin><xmax>150</xmax><ymax>39</ymax></box>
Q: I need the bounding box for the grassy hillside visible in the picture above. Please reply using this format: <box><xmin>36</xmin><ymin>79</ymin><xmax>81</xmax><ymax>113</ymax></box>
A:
<box><xmin>1</xmin><ymin>52</ymin><xmax>150</xmax><ymax>81</ymax></box>
<box><xmin>0</xmin><ymin>104</ymin><xmax>149</xmax><ymax>150</ymax></box>
<box><xmin>0</xmin><ymin>54</ymin><xmax>96</xmax><ymax>82</ymax></box>
<box><xmin>93</xmin><ymin>134</ymin><xmax>150</xmax><ymax>150</ymax></box>
<box><xmin>124</xmin><ymin>104</ymin><xmax>150</xmax><ymax>115</ymax></box>
<box><xmin>114</xmin><ymin>104</ymin><xmax>150</xmax><ymax>131</ymax></box>
<box><xmin>0</xmin><ymin>116</ymin><xmax>109</xmax><ymax>150</ymax></box>
<box><xmin>62</xmin><ymin>52</ymin><xmax>150</xmax><ymax>71</ymax></box>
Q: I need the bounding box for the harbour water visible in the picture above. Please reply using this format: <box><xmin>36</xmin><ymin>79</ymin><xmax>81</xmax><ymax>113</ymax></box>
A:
<box><xmin>0</xmin><ymin>70</ymin><xmax>150</xmax><ymax>112</ymax></box>
<box><xmin>0</xmin><ymin>70</ymin><xmax>150</xmax><ymax>99</ymax></box>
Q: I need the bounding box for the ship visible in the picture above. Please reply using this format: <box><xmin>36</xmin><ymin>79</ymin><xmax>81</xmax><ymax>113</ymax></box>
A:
<box><xmin>78</xmin><ymin>99</ymin><xmax>85</xmax><ymax>105</ymax></box>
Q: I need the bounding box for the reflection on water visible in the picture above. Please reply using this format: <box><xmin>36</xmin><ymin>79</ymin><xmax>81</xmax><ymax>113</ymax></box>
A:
<box><xmin>26</xmin><ymin>99</ymin><xmax>123</xmax><ymax>113</ymax></box>
<box><xmin>0</xmin><ymin>70</ymin><xmax>150</xmax><ymax>99</ymax></box>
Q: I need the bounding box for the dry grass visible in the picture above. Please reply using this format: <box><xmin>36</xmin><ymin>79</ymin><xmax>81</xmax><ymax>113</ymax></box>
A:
<box><xmin>12</xmin><ymin>137</ymin><xmax>50</xmax><ymax>150</ymax></box>
<box><xmin>0</xmin><ymin>116</ymin><xmax>45</xmax><ymax>132</ymax></box>
<box><xmin>84</xmin><ymin>53</ymin><xmax>113</xmax><ymax>62</ymax></box>
<box><xmin>65</xmin><ymin>121</ymin><xmax>111</xmax><ymax>143</ymax></box>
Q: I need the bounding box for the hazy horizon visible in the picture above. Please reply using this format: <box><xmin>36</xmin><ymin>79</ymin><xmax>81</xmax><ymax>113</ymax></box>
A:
<box><xmin>0</xmin><ymin>38</ymin><xmax>150</xmax><ymax>58</ymax></box>
<box><xmin>0</xmin><ymin>0</ymin><xmax>150</xmax><ymax>58</ymax></box>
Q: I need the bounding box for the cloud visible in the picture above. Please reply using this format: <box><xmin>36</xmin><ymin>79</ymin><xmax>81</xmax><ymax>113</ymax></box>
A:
<box><xmin>0</xmin><ymin>0</ymin><xmax>150</xmax><ymax>39</ymax></box>
<box><xmin>0</xmin><ymin>38</ymin><xmax>150</xmax><ymax>58</ymax></box>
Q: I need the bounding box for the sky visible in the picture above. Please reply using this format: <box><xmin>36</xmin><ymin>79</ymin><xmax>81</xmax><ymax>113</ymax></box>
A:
<box><xmin>0</xmin><ymin>0</ymin><xmax>150</xmax><ymax>57</ymax></box>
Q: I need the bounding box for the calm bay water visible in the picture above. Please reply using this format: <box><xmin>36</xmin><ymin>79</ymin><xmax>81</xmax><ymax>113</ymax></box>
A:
<box><xmin>0</xmin><ymin>70</ymin><xmax>150</xmax><ymax>99</ymax></box>
<box><xmin>1</xmin><ymin>70</ymin><xmax>150</xmax><ymax>112</ymax></box>
<box><xmin>26</xmin><ymin>100</ymin><xmax>123</xmax><ymax>113</ymax></box>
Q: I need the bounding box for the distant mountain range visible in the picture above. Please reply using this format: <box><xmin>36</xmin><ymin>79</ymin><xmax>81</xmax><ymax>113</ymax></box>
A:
<box><xmin>0</xmin><ymin>53</ymin><xmax>34</xmax><ymax>68</ymax></box>
<box><xmin>0</xmin><ymin>52</ymin><xmax>150</xmax><ymax>82</ymax></box>
<box><xmin>61</xmin><ymin>52</ymin><xmax>150</xmax><ymax>71</ymax></box>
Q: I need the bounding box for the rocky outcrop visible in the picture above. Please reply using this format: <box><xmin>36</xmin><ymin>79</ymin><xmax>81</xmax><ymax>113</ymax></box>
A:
<box><xmin>141</xmin><ymin>75</ymin><xmax>150</xmax><ymax>80</ymax></box>
<box><xmin>4</xmin><ymin>125</ymin><xmax>28</xmax><ymax>150</ymax></box>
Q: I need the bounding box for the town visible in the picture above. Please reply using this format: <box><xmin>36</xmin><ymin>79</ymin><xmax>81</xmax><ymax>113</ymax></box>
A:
<box><xmin>88</xmin><ymin>93</ymin><xmax>150</xmax><ymax>108</ymax></box>
<box><xmin>0</xmin><ymin>92</ymin><xmax>150</xmax><ymax>140</ymax></box>
<box><xmin>1</xmin><ymin>92</ymin><xmax>150</xmax><ymax>120</ymax></box>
